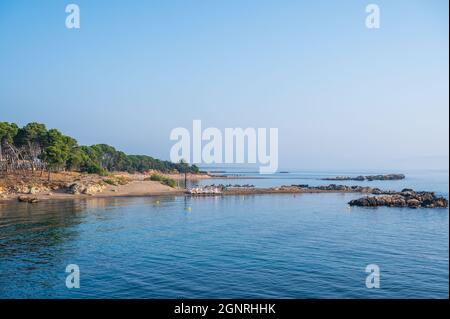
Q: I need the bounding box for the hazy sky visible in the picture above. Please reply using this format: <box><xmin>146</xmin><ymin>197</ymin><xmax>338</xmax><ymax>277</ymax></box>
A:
<box><xmin>0</xmin><ymin>0</ymin><xmax>448</xmax><ymax>170</ymax></box>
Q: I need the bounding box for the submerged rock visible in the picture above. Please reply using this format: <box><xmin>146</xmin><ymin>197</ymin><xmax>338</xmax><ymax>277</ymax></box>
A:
<box><xmin>18</xmin><ymin>195</ymin><xmax>39</xmax><ymax>203</ymax></box>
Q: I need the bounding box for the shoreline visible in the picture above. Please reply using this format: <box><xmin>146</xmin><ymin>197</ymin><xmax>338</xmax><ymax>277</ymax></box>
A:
<box><xmin>0</xmin><ymin>188</ymin><xmax>362</xmax><ymax>204</ymax></box>
<box><xmin>0</xmin><ymin>172</ymin><xmax>202</xmax><ymax>203</ymax></box>
<box><xmin>0</xmin><ymin>184</ymin><xmax>369</xmax><ymax>203</ymax></box>
<box><xmin>1</xmin><ymin>171</ymin><xmax>448</xmax><ymax>209</ymax></box>
<box><xmin>4</xmin><ymin>183</ymin><xmax>448</xmax><ymax>209</ymax></box>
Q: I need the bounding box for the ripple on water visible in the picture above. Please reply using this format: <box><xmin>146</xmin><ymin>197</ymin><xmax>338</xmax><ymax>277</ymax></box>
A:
<box><xmin>0</xmin><ymin>185</ymin><xmax>448</xmax><ymax>298</ymax></box>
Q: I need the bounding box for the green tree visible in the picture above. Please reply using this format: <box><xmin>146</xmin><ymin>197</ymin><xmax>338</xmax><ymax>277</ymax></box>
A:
<box><xmin>42</xmin><ymin>129</ymin><xmax>77</xmax><ymax>177</ymax></box>
<box><xmin>0</xmin><ymin>122</ymin><xmax>19</xmax><ymax>170</ymax></box>
<box><xmin>14</xmin><ymin>122</ymin><xmax>47</xmax><ymax>171</ymax></box>
<box><xmin>1</xmin><ymin>121</ymin><xmax>201</xmax><ymax>176</ymax></box>
<box><xmin>66</xmin><ymin>146</ymin><xmax>84</xmax><ymax>171</ymax></box>
<box><xmin>43</xmin><ymin>145</ymin><xmax>66</xmax><ymax>180</ymax></box>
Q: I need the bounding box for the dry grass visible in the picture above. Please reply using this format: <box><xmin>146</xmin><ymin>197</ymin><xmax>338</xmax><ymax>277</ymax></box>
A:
<box><xmin>0</xmin><ymin>171</ymin><xmax>98</xmax><ymax>188</ymax></box>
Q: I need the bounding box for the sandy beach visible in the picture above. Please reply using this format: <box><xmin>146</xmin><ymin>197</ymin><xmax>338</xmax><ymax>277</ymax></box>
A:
<box><xmin>1</xmin><ymin>171</ymin><xmax>448</xmax><ymax>210</ymax></box>
<box><xmin>18</xmin><ymin>180</ymin><xmax>186</xmax><ymax>202</ymax></box>
<box><xmin>0</xmin><ymin>171</ymin><xmax>198</xmax><ymax>202</ymax></box>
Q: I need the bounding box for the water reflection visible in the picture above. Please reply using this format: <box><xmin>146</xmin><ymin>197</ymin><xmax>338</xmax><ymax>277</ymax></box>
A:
<box><xmin>0</xmin><ymin>187</ymin><xmax>448</xmax><ymax>298</ymax></box>
<box><xmin>0</xmin><ymin>200</ymin><xmax>84</xmax><ymax>255</ymax></box>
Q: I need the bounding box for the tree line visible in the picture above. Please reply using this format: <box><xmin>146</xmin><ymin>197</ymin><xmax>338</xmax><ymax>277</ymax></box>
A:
<box><xmin>0</xmin><ymin>121</ymin><xmax>199</xmax><ymax>176</ymax></box>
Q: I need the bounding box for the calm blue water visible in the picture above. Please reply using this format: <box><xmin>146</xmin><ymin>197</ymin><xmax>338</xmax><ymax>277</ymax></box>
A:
<box><xmin>0</xmin><ymin>170</ymin><xmax>448</xmax><ymax>298</ymax></box>
<box><xmin>197</xmin><ymin>168</ymin><xmax>449</xmax><ymax>195</ymax></box>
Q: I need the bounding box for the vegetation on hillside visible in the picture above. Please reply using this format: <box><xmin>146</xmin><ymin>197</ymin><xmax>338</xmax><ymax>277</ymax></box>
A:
<box><xmin>0</xmin><ymin>121</ymin><xmax>199</xmax><ymax>176</ymax></box>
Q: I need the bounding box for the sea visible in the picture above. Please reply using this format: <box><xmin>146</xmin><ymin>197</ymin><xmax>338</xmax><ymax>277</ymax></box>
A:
<box><xmin>0</xmin><ymin>169</ymin><xmax>448</xmax><ymax>298</ymax></box>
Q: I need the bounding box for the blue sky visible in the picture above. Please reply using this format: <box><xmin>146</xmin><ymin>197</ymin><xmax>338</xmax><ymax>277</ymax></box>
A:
<box><xmin>0</xmin><ymin>0</ymin><xmax>448</xmax><ymax>170</ymax></box>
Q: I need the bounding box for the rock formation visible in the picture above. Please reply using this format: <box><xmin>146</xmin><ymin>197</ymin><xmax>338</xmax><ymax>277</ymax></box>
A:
<box><xmin>349</xmin><ymin>189</ymin><xmax>448</xmax><ymax>208</ymax></box>
<box><xmin>17</xmin><ymin>195</ymin><xmax>39</xmax><ymax>203</ymax></box>
<box><xmin>322</xmin><ymin>174</ymin><xmax>405</xmax><ymax>181</ymax></box>
<box><xmin>65</xmin><ymin>182</ymin><xmax>106</xmax><ymax>195</ymax></box>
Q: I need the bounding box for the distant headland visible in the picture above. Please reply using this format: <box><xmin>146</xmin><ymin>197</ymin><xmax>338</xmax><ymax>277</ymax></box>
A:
<box><xmin>322</xmin><ymin>174</ymin><xmax>405</xmax><ymax>181</ymax></box>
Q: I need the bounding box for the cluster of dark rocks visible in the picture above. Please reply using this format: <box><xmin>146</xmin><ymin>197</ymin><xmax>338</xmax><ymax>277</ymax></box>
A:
<box><xmin>349</xmin><ymin>189</ymin><xmax>448</xmax><ymax>209</ymax></box>
<box><xmin>322</xmin><ymin>174</ymin><xmax>405</xmax><ymax>181</ymax></box>
<box><xmin>289</xmin><ymin>184</ymin><xmax>373</xmax><ymax>192</ymax></box>
<box><xmin>210</xmin><ymin>183</ymin><xmax>255</xmax><ymax>188</ymax></box>
<box><xmin>290</xmin><ymin>184</ymin><xmax>310</xmax><ymax>188</ymax></box>
<box><xmin>315</xmin><ymin>184</ymin><xmax>373</xmax><ymax>192</ymax></box>
<box><xmin>17</xmin><ymin>195</ymin><xmax>39</xmax><ymax>203</ymax></box>
<box><xmin>208</xmin><ymin>182</ymin><xmax>448</xmax><ymax>209</ymax></box>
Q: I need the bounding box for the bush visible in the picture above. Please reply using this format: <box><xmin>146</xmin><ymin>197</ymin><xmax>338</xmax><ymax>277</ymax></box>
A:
<box><xmin>146</xmin><ymin>174</ymin><xmax>177</xmax><ymax>188</ymax></box>
<box><xmin>103</xmin><ymin>178</ymin><xmax>117</xmax><ymax>186</ymax></box>
<box><xmin>164</xmin><ymin>178</ymin><xmax>177</xmax><ymax>188</ymax></box>
<box><xmin>116</xmin><ymin>177</ymin><xmax>129</xmax><ymax>185</ymax></box>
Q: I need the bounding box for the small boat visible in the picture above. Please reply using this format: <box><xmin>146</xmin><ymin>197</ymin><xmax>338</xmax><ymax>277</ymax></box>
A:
<box><xmin>187</xmin><ymin>186</ymin><xmax>223</xmax><ymax>195</ymax></box>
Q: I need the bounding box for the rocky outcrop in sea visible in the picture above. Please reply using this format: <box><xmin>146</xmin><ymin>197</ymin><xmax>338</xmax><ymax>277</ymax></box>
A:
<box><xmin>349</xmin><ymin>189</ymin><xmax>448</xmax><ymax>208</ymax></box>
<box><xmin>322</xmin><ymin>174</ymin><xmax>405</xmax><ymax>181</ymax></box>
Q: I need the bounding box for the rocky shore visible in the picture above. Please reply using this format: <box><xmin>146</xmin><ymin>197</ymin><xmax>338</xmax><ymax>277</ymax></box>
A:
<box><xmin>349</xmin><ymin>189</ymin><xmax>448</xmax><ymax>208</ymax></box>
<box><xmin>193</xmin><ymin>183</ymin><xmax>380</xmax><ymax>195</ymax></box>
<box><xmin>322</xmin><ymin>174</ymin><xmax>405</xmax><ymax>181</ymax></box>
<box><xmin>0</xmin><ymin>175</ymin><xmax>120</xmax><ymax>199</ymax></box>
<box><xmin>0</xmin><ymin>172</ymin><xmax>184</xmax><ymax>202</ymax></box>
<box><xmin>2</xmin><ymin>172</ymin><xmax>447</xmax><ymax>209</ymax></box>
<box><xmin>190</xmin><ymin>184</ymin><xmax>448</xmax><ymax>209</ymax></box>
